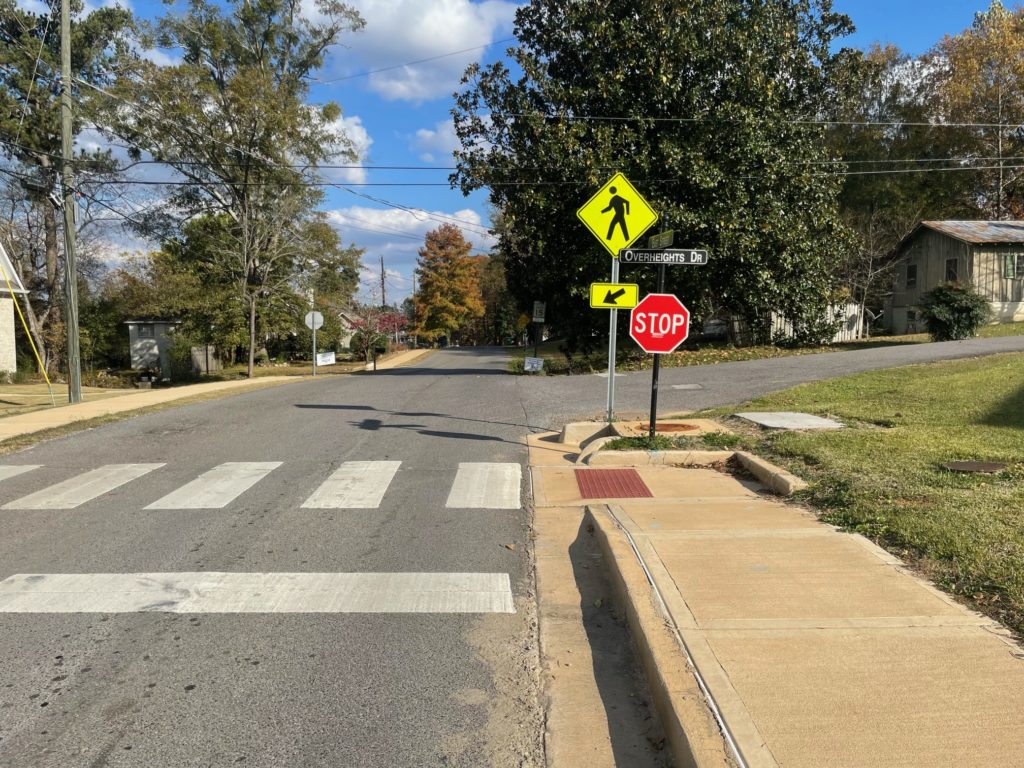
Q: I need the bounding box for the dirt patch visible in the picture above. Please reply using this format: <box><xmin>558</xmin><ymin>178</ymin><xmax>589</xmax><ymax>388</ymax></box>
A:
<box><xmin>652</xmin><ymin>423</ymin><xmax>700</xmax><ymax>433</ymax></box>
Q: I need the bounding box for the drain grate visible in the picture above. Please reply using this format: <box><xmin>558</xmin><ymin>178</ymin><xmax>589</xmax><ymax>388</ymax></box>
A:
<box><xmin>575</xmin><ymin>468</ymin><xmax>653</xmax><ymax>499</ymax></box>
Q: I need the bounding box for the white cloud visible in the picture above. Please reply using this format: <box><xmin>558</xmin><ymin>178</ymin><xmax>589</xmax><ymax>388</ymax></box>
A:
<box><xmin>326</xmin><ymin>204</ymin><xmax>495</xmax><ymax>302</ymax></box>
<box><xmin>320</xmin><ymin>115</ymin><xmax>373</xmax><ymax>183</ymax></box>
<box><xmin>412</xmin><ymin>120</ymin><xmax>459</xmax><ymax>163</ymax></box>
<box><xmin>310</xmin><ymin>0</ymin><xmax>519</xmax><ymax>102</ymax></box>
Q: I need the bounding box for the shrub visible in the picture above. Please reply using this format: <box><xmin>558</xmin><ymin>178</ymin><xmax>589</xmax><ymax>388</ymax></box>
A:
<box><xmin>920</xmin><ymin>282</ymin><xmax>990</xmax><ymax>341</ymax></box>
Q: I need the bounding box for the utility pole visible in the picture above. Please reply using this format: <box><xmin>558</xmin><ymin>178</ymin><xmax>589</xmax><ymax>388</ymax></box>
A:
<box><xmin>380</xmin><ymin>255</ymin><xmax>386</xmax><ymax>309</ymax></box>
<box><xmin>60</xmin><ymin>0</ymin><xmax>82</xmax><ymax>403</ymax></box>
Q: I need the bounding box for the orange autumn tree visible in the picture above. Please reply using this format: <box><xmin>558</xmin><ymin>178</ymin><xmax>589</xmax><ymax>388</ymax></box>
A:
<box><xmin>414</xmin><ymin>224</ymin><xmax>484</xmax><ymax>343</ymax></box>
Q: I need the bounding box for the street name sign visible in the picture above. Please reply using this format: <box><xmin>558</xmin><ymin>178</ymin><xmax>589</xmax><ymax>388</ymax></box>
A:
<box><xmin>577</xmin><ymin>172</ymin><xmax>659</xmax><ymax>256</ymax></box>
<box><xmin>304</xmin><ymin>310</ymin><xmax>324</xmax><ymax>330</ymax></box>
<box><xmin>589</xmin><ymin>282</ymin><xmax>639</xmax><ymax>309</ymax></box>
<box><xmin>619</xmin><ymin>248</ymin><xmax>709</xmax><ymax>265</ymax></box>
<box><xmin>647</xmin><ymin>230</ymin><xmax>675</xmax><ymax>250</ymax></box>
<box><xmin>630</xmin><ymin>294</ymin><xmax>691</xmax><ymax>354</ymax></box>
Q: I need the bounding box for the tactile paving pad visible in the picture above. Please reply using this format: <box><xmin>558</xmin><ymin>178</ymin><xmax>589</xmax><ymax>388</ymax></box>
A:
<box><xmin>574</xmin><ymin>468</ymin><xmax>653</xmax><ymax>499</ymax></box>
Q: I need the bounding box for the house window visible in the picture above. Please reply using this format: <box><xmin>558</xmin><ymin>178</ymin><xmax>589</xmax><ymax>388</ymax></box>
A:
<box><xmin>906</xmin><ymin>264</ymin><xmax>918</xmax><ymax>289</ymax></box>
<box><xmin>1006</xmin><ymin>253</ymin><xmax>1024</xmax><ymax>279</ymax></box>
<box><xmin>945</xmin><ymin>258</ymin><xmax>958</xmax><ymax>282</ymax></box>
<box><xmin>138</xmin><ymin>324</ymin><xmax>154</xmax><ymax>338</ymax></box>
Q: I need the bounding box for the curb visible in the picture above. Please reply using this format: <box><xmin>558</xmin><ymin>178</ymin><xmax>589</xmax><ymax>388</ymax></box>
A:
<box><xmin>584</xmin><ymin>448</ymin><xmax>807</xmax><ymax>496</ymax></box>
<box><xmin>586</xmin><ymin>504</ymin><xmax>734</xmax><ymax>768</ymax></box>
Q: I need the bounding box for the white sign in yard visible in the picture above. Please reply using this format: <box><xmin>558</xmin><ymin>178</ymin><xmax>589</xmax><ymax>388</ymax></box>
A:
<box><xmin>316</xmin><ymin>351</ymin><xmax>336</xmax><ymax>366</ymax></box>
<box><xmin>524</xmin><ymin>357</ymin><xmax>544</xmax><ymax>372</ymax></box>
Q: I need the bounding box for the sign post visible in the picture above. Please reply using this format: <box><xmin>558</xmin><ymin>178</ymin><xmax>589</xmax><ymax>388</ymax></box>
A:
<box><xmin>304</xmin><ymin>310</ymin><xmax>324</xmax><ymax>377</ymax></box>
<box><xmin>577</xmin><ymin>172</ymin><xmax>659</xmax><ymax>422</ymax></box>
<box><xmin>630</xmin><ymin>294</ymin><xmax>691</xmax><ymax>439</ymax></box>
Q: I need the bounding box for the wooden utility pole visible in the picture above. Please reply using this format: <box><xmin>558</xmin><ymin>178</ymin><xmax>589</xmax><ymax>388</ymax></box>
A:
<box><xmin>380</xmin><ymin>255</ymin><xmax>386</xmax><ymax>309</ymax></box>
<box><xmin>60</xmin><ymin>0</ymin><xmax>82</xmax><ymax>403</ymax></box>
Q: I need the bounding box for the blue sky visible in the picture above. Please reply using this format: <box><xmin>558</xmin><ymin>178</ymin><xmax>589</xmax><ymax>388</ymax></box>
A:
<box><xmin>61</xmin><ymin>0</ymin><xmax>1005</xmax><ymax>302</ymax></box>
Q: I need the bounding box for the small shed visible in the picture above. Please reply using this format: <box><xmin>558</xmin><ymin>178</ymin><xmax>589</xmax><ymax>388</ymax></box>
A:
<box><xmin>887</xmin><ymin>221</ymin><xmax>1024</xmax><ymax>334</ymax></box>
<box><xmin>125</xmin><ymin>319</ymin><xmax>179</xmax><ymax>378</ymax></box>
<box><xmin>0</xmin><ymin>239</ymin><xmax>28</xmax><ymax>374</ymax></box>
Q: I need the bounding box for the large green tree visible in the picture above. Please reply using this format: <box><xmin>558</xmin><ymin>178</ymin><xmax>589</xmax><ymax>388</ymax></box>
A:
<box><xmin>0</xmin><ymin>0</ymin><xmax>132</xmax><ymax>371</ymax></box>
<box><xmin>453</xmin><ymin>0</ymin><xmax>865</xmax><ymax>350</ymax></box>
<box><xmin>101</xmin><ymin>0</ymin><xmax>364</xmax><ymax>375</ymax></box>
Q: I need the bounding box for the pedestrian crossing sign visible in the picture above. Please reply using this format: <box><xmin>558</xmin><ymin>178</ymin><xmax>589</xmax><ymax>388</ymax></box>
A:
<box><xmin>577</xmin><ymin>172</ymin><xmax>659</xmax><ymax>256</ymax></box>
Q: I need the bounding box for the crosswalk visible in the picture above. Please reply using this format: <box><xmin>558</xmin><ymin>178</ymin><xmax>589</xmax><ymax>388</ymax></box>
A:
<box><xmin>0</xmin><ymin>459</ymin><xmax>524</xmax><ymax>615</ymax></box>
<box><xmin>0</xmin><ymin>460</ymin><xmax>522</xmax><ymax>511</ymax></box>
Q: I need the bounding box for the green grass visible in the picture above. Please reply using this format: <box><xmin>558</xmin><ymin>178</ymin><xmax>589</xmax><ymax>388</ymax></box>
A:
<box><xmin>602</xmin><ymin>431</ymin><xmax>749</xmax><ymax>451</ymax></box>
<box><xmin>508</xmin><ymin>320</ymin><xmax>1024</xmax><ymax>375</ymax></box>
<box><xmin>699</xmin><ymin>352</ymin><xmax>1024</xmax><ymax>635</ymax></box>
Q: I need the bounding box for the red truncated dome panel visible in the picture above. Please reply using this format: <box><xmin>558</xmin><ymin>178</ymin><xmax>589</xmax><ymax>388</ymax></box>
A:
<box><xmin>574</xmin><ymin>468</ymin><xmax>653</xmax><ymax>499</ymax></box>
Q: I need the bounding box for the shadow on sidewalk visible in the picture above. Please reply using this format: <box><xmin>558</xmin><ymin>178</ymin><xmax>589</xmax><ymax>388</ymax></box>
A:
<box><xmin>566</xmin><ymin>516</ymin><xmax>669</xmax><ymax>766</ymax></box>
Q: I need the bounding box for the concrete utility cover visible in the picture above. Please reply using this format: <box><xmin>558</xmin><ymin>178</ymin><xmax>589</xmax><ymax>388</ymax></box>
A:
<box><xmin>671</xmin><ymin>384</ymin><xmax>704</xmax><ymax>390</ymax></box>
<box><xmin>738</xmin><ymin>412</ymin><xmax>844</xmax><ymax>430</ymax></box>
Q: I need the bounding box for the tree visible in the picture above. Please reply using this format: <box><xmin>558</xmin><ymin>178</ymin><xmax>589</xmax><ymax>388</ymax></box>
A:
<box><xmin>101</xmin><ymin>0</ymin><xmax>364</xmax><ymax>376</ymax></box>
<box><xmin>453</xmin><ymin>0</ymin><xmax>865</xmax><ymax>351</ymax></box>
<box><xmin>828</xmin><ymin>45</ymin><xmax>973</xmax><ymax>329</ymax></box>
<box><xmin>931</xmin><ymin>1</ymin><xmax>1024</xmax><ymax>219</ymax></box>
<box><xmin>414</xmin><ymin>224</ymin><xmax>484</xmax><ymax>342</ymax></box>
<box><xmin>0</xmin><ymin>0</ymin><xmax>133</xmax><ymax>372</ymax></box>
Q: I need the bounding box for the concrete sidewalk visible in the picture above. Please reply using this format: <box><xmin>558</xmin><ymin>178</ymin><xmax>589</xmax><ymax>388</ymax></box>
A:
<box><xmin>530</xmin><ymin>430</ymin><xmax>1024</xmax><ymax>767</ymax></box>
<box><xmin>0</xmin><ymin>349</ymin><xmax>431</xmax><ymax>445</ymax></box>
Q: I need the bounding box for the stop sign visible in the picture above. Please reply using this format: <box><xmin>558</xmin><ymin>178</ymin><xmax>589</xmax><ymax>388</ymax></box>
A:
<box><xmin>630</xmin><ymin>293</ymin><xmax>690</xmax><ymax>353</ymax></box>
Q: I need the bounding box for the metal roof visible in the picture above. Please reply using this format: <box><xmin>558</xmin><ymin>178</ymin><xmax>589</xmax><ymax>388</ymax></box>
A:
<box><xmin>920</xmin><ymin>220</ymin><xmax>1024</xmax><ymax>244</ymax></box>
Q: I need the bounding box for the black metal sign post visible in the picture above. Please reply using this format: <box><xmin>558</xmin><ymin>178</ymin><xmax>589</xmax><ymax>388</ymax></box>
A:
<box><xmin>649</xmin><ymin>264</ymin><xmax>667</xmax><ymax>440</ymax></box>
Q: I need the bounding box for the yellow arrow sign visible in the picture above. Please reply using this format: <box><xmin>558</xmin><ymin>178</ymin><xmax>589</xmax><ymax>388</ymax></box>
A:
<box><xmin>577</xmin><ymin>172</ymin><xmax>659</xmax><ymax>256</ymax></box>
<box><xmin>589</xmin><ymin>282</ymin><xmax>640</xmax><ymax>309</ymax></box>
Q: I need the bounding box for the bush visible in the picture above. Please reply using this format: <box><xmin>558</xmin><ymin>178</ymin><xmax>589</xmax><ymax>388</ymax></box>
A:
<box><xmin>921</xmin><ymin>282</ymin><xmax>990</xmax><ymax>341</ymax></box>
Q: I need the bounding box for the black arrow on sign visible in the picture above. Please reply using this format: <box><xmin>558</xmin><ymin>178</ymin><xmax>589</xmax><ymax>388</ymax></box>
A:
<box><xmin>603</xmin><ymin>288</ymin><xmax>627</xmax><ymax>304</ymax></box>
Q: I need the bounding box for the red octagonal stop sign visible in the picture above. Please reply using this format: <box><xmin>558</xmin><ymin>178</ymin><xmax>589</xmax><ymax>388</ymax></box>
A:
<box><xmin>630</xmin><ymin>293</ymin><xmax>691</xmax><ymax>353</ymax></box>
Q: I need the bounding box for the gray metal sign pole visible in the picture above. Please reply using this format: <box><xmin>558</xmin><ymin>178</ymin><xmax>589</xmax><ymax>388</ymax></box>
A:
<box><xmin>606</xmin><ymin>256</ymin><xmax>620</xmax><ymax>423</ymax></box>
<box><xmin>312</xmin><ymin>323</ymin><xmax>317</xmax><ymax>377</ymax></box>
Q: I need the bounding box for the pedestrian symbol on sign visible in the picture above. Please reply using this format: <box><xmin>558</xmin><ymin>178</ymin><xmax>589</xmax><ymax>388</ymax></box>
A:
<box><xmin>576</xmin><ymin>172</ymin><xmax>658</xmax><ymax>256</ymax></box>
<box><xmin>602</xmin><ymin>187</ymin><xmax>630</xmax><ymax>242</ymax></box>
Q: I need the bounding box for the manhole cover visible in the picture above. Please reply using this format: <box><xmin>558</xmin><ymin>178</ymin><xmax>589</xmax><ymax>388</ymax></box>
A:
<box><xmin>943</xmin><ymin>461</ymin><xmax>1007</xmax><ymax>474</ymax></box>
<box><xmin>575</xmin><ymin>468</ymin><xmax>653</xmax><ymax>499</ymax></box>
<box><xmin>655</xmin><ymin>423</ymin><xmax>700</xmax><ymax>433</ymax></box>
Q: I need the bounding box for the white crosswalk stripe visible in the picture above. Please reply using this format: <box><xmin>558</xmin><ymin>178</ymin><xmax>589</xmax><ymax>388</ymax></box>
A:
<box><xmin>446</xmin><ymin>462</ymin><xmax>522</xmax><ymax>509</ymax></box>
<box><xmin>2</xmin><ymin>464</ymin><xmax>165</xmax><ymax>510</ymax></box>
<box><xmin>301</xmin><ymin>461</ymin><xmax>401</xmax><ymax>509</ymax></box>
<box><xmin>0</xmin><ymin>465</ymin><xmax>41</xmax><ymax>483</ymax></box>
<box><xmin>145</xmin><ymin>462</ymin><xmax>281</xmax><ymax>509</ymax></box>
<box><xmin>0</xmin><ymin>572</ymin><xmax>516</xmax><ymax>613</ymax></box>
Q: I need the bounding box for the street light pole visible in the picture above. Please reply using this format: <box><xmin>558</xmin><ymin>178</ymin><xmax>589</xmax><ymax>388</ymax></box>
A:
<box><xmin>60</xmin><ymin>0</ymin><xmax>82</xmax><ymax>403</ymax></box>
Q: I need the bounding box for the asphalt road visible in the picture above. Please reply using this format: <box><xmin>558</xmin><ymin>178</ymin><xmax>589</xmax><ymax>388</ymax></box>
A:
<box><xmin>0</xmin><ymin>348</ymin><xmax>541</xmax><ymax>768</ymax></box>
<box><xmin>1</xmin><ymin>338</ymin><xmax>1021</xmax><ymax>768</ymax></box>
<box><xmin>519</xmin><ymin>334</ymin><xmax>1024</xmax><ymax>425</ymax></box>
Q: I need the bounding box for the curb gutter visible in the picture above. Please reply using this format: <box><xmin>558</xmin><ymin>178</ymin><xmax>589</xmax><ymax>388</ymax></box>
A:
<box><xmin>587</xmin><ymin>503</ymin><xmax>736</xmax><ymax>768</ymax></box>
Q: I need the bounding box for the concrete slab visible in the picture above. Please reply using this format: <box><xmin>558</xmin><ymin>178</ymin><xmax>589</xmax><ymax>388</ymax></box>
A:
<box><xmin>636</xmin><ymin>466</ymin><xmax>763</xmax><ymax>499</ymax></box>
<box><xmin>620</xmin><ymin>499</ymin><xmax>821</xmax><ymax>532</ymax></box>
<box><xmin>737</xmin><ymin>411</ymin><xmax>844</xmax><ymax>430</ymax></box>
<box><xmin>659</xmin><ymin>534</ymin><xmax>967</xmax><ymax>623</ymax></box>
<box><xmin>527</xmin><ymin>432</ymin><xmax>579</xmax><ymax>468</ymax></box>
<box><xmin>706</xmin><ymin>627</ymin><xmax>1024</xmax><ymax>767</ymax></box>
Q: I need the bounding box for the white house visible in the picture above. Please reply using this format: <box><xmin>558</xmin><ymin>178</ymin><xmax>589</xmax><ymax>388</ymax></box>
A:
<box><xmin>0</xmin><ymin>239</ymin><xmax>29</xmax><ymax>374</ymax></box>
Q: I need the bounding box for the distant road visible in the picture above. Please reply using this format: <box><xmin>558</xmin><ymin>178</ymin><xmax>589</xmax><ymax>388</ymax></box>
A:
<box><xmin>518</xmin><ymin>335</ymin><xmax>1024</xmax><ymax>426</ymax></box>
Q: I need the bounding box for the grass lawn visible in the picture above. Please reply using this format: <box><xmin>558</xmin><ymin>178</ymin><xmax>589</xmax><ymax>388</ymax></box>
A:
<box><xmin>509</xmin><ymin>320</ymin><xmax>1024</xmax><ymax>374</ymax></box>
<box><xmin>698</xmin><ymin>352</ymin><xmax>1024</xmax><ymax>636</ymax></box>
<box><xmin>0</xmin><ymin>384</ymin><xmax>143</xmax><ymax>418</ymax></box>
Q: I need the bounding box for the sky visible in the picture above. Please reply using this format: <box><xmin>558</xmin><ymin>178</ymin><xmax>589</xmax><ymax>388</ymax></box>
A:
<box><xmin>45</xmin><ymin>0</ymin><xmax>1006</xmax><ymax>303</ymax></box>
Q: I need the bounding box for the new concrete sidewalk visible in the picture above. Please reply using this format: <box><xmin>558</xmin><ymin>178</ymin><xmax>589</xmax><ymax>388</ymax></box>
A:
<box><xmin>0</xmin><ymin>349</ymin><xmax>430</xmax><ymax>445</ymax></box>
<box><xmin>530</xmin><ymin>430</ymin><xmax>1024</xmax><ymax>768</ymax></box>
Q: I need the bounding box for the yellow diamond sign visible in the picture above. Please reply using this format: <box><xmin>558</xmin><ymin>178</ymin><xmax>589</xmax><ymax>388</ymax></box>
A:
<box><xmin>577</xmin><ymin>172</ymin><xmax>659</xmax><ymax>256</ymax></box>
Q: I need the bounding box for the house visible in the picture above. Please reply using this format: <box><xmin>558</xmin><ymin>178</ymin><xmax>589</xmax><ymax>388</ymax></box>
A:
<box><xmin>338</xmin><ymin>309</ymin><xmax>360</xmax><ymax>350</ymax></box>
<box><xmin>125</xmin><ymin>319</ymin><xmax>180</xmax><ymax>378</ymax></box>
<box><xmin>886</xmin><ymin>221</ymin><xmax>1024</xmax><ymax>334</ymax></box>
<box><xmin>0</xmin><ymin>239</ymin><xmax>29</xmax><ymax>374</ymax></box>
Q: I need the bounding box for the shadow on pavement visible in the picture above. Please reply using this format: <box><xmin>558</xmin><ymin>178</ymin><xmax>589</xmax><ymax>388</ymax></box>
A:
<box><xmin>293</xmin><ymin>403</ymin><xmax>547</xmax><ymax>432</ymax></box>
<box><xmin>567</xmin><ymin>517</ymin><xmax>668</xmax><ymax>764</ymax></box>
